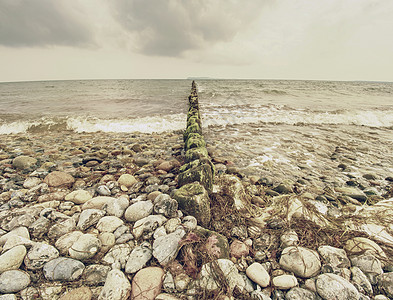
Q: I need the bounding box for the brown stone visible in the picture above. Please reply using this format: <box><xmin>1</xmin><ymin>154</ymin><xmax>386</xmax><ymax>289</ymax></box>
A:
<box><xmin>131</xmin><ymin>267</ymin><xmax>164</xmax><ymax>300</ymax></box>
<box><xmin>230</xmin><ymin>240</ymin><xmax>249</xmax><ymax>258</ymax></box>
<box><xmin>59</xmin><ymin>287</ymin><xmax>92</xmax><ymax>300</ymax></box>
<box><xmin>44</xmin><ymin>171</ymin><xmax>75</xmax><ymax>187</ymax></box>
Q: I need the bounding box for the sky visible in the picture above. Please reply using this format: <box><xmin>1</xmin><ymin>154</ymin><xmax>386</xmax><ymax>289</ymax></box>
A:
<box><xmin>0</xmin><ymin>0</ymin><xmax>393</xmax><ymax>82</ymax></box>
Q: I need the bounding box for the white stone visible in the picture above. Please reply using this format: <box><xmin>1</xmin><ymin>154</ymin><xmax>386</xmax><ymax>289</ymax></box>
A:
<box><xmin>0</xmin><ymin>245</ymin><xmax>26</xmax><ymax>273</ymax></box>
<box><xmin>280</xmin><ymin>230</ymin><xmax>299</xmax><ymax>248</ymax></box>
<box><xmin>118</xmin><ymin>174</ymin><xmax>137</xmax><ymax>187</ymax></box>
<box><xmin>98</xmin><ymin>269</ymin><xmax>131</xmax><ymax>300</ymax></box>
<box><xmin>199</xmin><ymin>259</ymin><xmax>245</xmax><ymax>292</ymax></box>
<box><xmin>351</xmin><ymin>266</ymin><xmax>373</xmax><ymax>296</ymax></box>
<box><xmin>43</xmin><ymin>257</ymin><xmax>85</xmax><ymax>281</ymax></box>
<box><xmin>316</xmin><ymin>273</ymin><xmax>359</xmax><ymax>300</ymax></box>
<box><xmin>2</xmin><ymin>235</ymin><xmax>34</xmax><ymax>253</ymax></box>
<box><xmin>246</xmin><ymin>262</ymin><xmax>270</xmax><ymax>287</ymax></box>
<box><xmin>81</xmin><ymin>196</ymin><xmax>115</xmax><ymax>210</ymax></box>
<box><xmin>103</xmin><ymin>196</ymin><xmax>129</xmax><ymax>217</ymax></box>
<box><xmin>350</xmin><ymin>254</ymin><xmax>383</xmax><ymax>278</ymax></box>
<box><xmin>55</xmin><ymin>231</ymin><xmax>83</xmax><ymax>255</ymax></box>
<box><xmin>102</xmin><ymin>244</ymin><xmax>133</xmax><ymax>269</ymax></box>
<box><xmin>24</xmin><ymin>242</ymin><xmax>59</xmax><ymax>270</ymax></box>
<box><xmin>0</xmin><ymin>270</ymin><xmax>30</xmax><ymax>293</ymax></box>
<box><xmin>153</xmin><ymin>228</ymin><xmax>185</xmax><ymax>266</ymax></box>
<box><xmin>69</xmin><ymin>233</ymin><xmax>101</xmax><ymax>261</ymax></box>
<box><xmin>65</xmin><ymin>190</ymin><xmax>92</xmax><ymax>204</ymax></box>
<box><xmin>23</xmin><ymin>177</ymin><xmax>42</xmax><ymax>189</ymax></box>
<box><xmin>0</xmin><ymin>227</ymin><xmax>30</xmax><ymax>246</ymax></box>
<box><xmin>133</xmin><ymin>215</ymin><xmax>167</xmax><ymax>239</ymax></box>
<box><xmin>124</xmin><ymin>201</ymin><xmax>154</xmax><ymax>222</ymax></box>
<box><xmin>272</xmin><ymin>274</ymin><xmax>298</xmax><ymax>290</ymax></box>
<box><xmin>279</xmin><ymin>246</ymin><xmax>321</xmax><ymax>278</ymax></box>
<box><xmin>96</xmin><ymin>216</ymin><xmax>124</xmax><ymax>233</ymax></box>
<box><xmin>125</xmin><ymin>241</ymin><xmax>152</xmax><ymax>274</ymax></box>
<box><xmin>344</xmin><ymin>237</ymin><xmax>387</xmax><ymax>263</ymax></box>
<box><xmin>318</xmin><ymin>245</ymin><xmax>351</xmax><ymax>268</ymax></box>
<box><xmin>77</xmin><ymin>209</ymin><xmax>105</xmax><ymax>231</ymax></box>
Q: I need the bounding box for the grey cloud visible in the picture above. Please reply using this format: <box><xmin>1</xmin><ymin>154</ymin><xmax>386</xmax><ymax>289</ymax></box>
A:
<box><xmin>112</xmin><ymin>0</ymin><xmax>266</xmax><ymax>57</ymax></box>
<box><xmin>0</xmin><ymin>0</ymin><xmax>93</xmax><ymax>47</ymax></box>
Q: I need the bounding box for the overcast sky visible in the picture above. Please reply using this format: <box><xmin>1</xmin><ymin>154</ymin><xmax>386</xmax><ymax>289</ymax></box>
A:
<box><xmin>1</xmin><ymin>0</ymin><xmax>392</xmax><ymax>82</ymax></box>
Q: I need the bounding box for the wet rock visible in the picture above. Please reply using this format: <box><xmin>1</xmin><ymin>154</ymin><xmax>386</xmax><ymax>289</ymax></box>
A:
<box><xmin>272</xmin><ymin>274</ymin><xmax>298</xmax><ymax>290</ymax></box>
<box><xmin>64</xmin><ymin>190</ymin><xmax>92</xmax><ymax>204</ymax></box>
<box><xmin>0</xmin><ymin>270</ymin><xmax>30</xmax><ymax>293</ymax></box>
<box><xmin>98</xmin><ymin>269</ymin><xmax>131</xmax><ymax>300</ymax></box>
<box><xmin>96</xmin><ymin>216</ymin><xmax>123</xmax><ymax>233</ymax></box>
<box><xmin>173</xmin><ymin>183</ymin><xmax>211</xmax><ymax>227</ymax></box>
<box><xmin>230</xmin><ymin>239</ymin><xmax>249</xmax><ymax>258</ymax></box>
<box><xmin>279</xmin><ymin>246</ymin><xmax>321</xmax><ymax>278</ymax></box>
<box><xmin>316</xmin><ymin>273</ymin><xmax>359</xmax><ymax>300</ymax></box>
<box><xmin>12</xmin><ymin>156</ymin><xmax>37</xmax><ymax>170</ymax></box>
<box><xmin>153</xmin><ymin>228</ymin><xmax>186</xmax><ymax>266</ymax></box>
<box><xmin>24</xmin><ymin>242</ymin><xmax>59</xmax><ymax>270</ymax></box>
<box><xmin>102</xmin><ymin>243</ymin><xmax>133</xmax><ymax>269</ymax></box>
<box><xmin>43</xmin><ymin>257</ymin><xmax>85</xmax><ymax>281</ymax></box>
<box><xmin>178</xmin><ymin>159</ymin><xmax>214</xmax><ymax>192</ymax></box>
<box><xmin>199</xmin><ymin>259</ymin><xmax>245</xmax><ymax>292</ymax></box>
<box><xmin>44</xmin><ymin>171</ymin><xmax>75</xmax><ymax>187</ymax></box>
<box><xmin>77</xmin><ymin>209</ymin><xmax>105</xmax><ymax>231</ymax></box>
<box><xmin>318</xmin><ymin>245</ymin><xmax>351</xmax><ymax>268</ymax></box>
<box><xmin>69</xmin><ymin>233</ymin><xmax>101</xmax><ymax>261</ymax></box>
<box><xmin>125</xmin><ymin>241</ymin><xmax>152</xmax><ymax>274</ymax></box>
<box><xmin>124</xmin><ymin>200</ymin><xmax>153</xmax><ymax>222</ymax></box>
<box><xmin>285</xmin><ymin>287</ymin><xmax>318</xmax><ymax>300</ymax></box>
<box><xmin>131</xmin><ymin>267</ymin><xmax>164</xmax><ymax>300</ymax></box>
<box><xmin>55</xmin><ymin>231</ymin><xmax>83</xmax><ymax>255</ymax></box>
<box><xmin>83</xmin><ymin>264</ymin><xmax>111</xmax><ymax>285</ymax></box>
<box><xmin>58</xmin><ymin>286</ymin><xmax>92</xmax><ymax>300</ymax></box>
<box><xmin>133</xmin><ymin>215</ymin><xmax>167</xmax><ymax>239</ymax></box>
<box><xmin>246</xmin><ymin>262</ymin><xmax>270</xmax><ymax>287</ymax></box>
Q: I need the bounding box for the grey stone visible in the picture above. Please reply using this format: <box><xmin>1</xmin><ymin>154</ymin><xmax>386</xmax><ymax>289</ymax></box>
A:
<box><xmin>48</xmin><ymin>217</ymin><xmax>76</xmax><ymax>240</ymax></box>
<box><xmin>0</xmin><ymin>270</ymin><xmax>30</xmax><ymax>293</ymax></box>
<box><xmin>29</xmin><ymin>216</ymin><xmax>51</xmax><ymax>239</ymax></box>
<box><xmin>77</xmin><ymin>209</ymin><xmax>105</xmax><ymax>231</ymax></box>
<box><xmin>279</xmin><ymin>246</ymin><xmax>321</xmax><ymax>278</ymax></box>
<box><xmin>153</xmin><ymin>228</ymin><xmax>186</xmax><ymax>265</ymax></box>
<box><xmin>69</xmin><ymin>233</ymin><xmax>101</xmax><ymax>261</ymax></box>
<box><xmin>98</xmin><ymin>269</ymin><xmax>131</xmax><ymax>300</ymax></box>
<box><xmin>24</xmin><ymin>242</ymin><xmax>59</xmax><ymax>270</ymax></box>
<box><xmin>124</xmin><ymin>200</ymin><xmax>153</xmax><ymax>222</ymax></box>
<box><xmin>318</xmin><ymin>245</ymin><xmax>351</xmax><ymax>268</ymax></box>
<box><xmin>285</xmin><ymin>287</ymin><xmax>318</xmax><ymax>300</ymax></box>
<box><xmin>316</xmin><ymin>273</ymin><xmax>359</xmax><ymax>300</ymax></box>
<box><xmin>125</xmin><ymin>241</ymin><xmax>152</xmax><ymax>273</ymax></box>
<box><xmin>350</xmin><ymin>254</ymin><xmax>383</xmax><ymax>284</ymax></box>
<box><xmin>0</xmin><ymin>245</ymin><xmax>26</xmax><ymax>273</ymax></box>
<box><xmin>43</xmin><ymin>257</ymin><xmax>85</xmax><ymax>281</ymax></box>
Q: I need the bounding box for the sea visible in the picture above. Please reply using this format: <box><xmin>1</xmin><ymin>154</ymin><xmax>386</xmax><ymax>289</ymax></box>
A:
<box><xmin>1</xmin><ymin>79</ymin><xmax>392</xmax><ymax>185</ymax></box>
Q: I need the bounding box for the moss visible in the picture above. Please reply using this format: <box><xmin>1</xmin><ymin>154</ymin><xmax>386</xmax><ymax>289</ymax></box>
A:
<box><xmin>185</xmin><ymin>147</ymin><xmax>209</xmax><ymax>162</ymax></box>
<box><xmin>173</xmin><ymin>183</ymin><xmax>211</xmax><ymax>226</ymax></box>
<box><xmin>178</xmin><ymin>162</ymin><xmax>214</xmax><ymax>192</ymax></box>
<box><xmin>185</xmin><ymin>133</ymin><xmax>206</xmax><ymax>150</ymax></box>
<box><xmin>183</xmin><ymin>123</ymin><xmax>202</xmax><ymax>141</ymax></box>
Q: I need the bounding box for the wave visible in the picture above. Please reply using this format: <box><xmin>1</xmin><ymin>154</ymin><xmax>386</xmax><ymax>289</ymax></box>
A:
<box><xmin>0</xmin><ymin>114</ymin><xmax>186</xmax><ymax>135</ymax></box>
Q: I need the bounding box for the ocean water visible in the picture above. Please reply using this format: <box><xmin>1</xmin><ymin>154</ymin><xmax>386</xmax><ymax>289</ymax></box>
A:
<box><xmin>1</xmin><ymin>79</ymin><xmax>392</xmax><ymax>183</ymax></box>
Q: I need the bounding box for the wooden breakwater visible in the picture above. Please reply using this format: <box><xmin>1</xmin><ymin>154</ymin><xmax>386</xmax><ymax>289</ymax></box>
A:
<box><xmin>173</xmin><ymin>81</ymin><xmax>215</xmax><ymax>226</ymax></box>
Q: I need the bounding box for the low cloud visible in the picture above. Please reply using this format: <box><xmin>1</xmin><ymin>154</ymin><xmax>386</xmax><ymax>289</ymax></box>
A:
<box><xmin>0</xmin><ymin>0</ymin><xmax>93</xmax><ymax>47</ymax></box>
<box><xmin>112</xmin><ymin>0</ymin><xmax>267</xmax><ymax>57</ymax></box>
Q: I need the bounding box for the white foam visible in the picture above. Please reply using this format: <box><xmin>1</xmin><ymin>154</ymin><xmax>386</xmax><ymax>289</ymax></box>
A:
<box><xmin>0</xmin><ymin>121</ymin><xmax>31</xmax><ymax>134</ymax></box>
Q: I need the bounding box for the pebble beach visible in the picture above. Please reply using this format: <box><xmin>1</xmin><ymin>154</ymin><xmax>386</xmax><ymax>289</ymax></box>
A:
<box><xmin>0</xmin><ymin>80</ymin><xmax>393</xmax><ymax>299</ymax></box>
